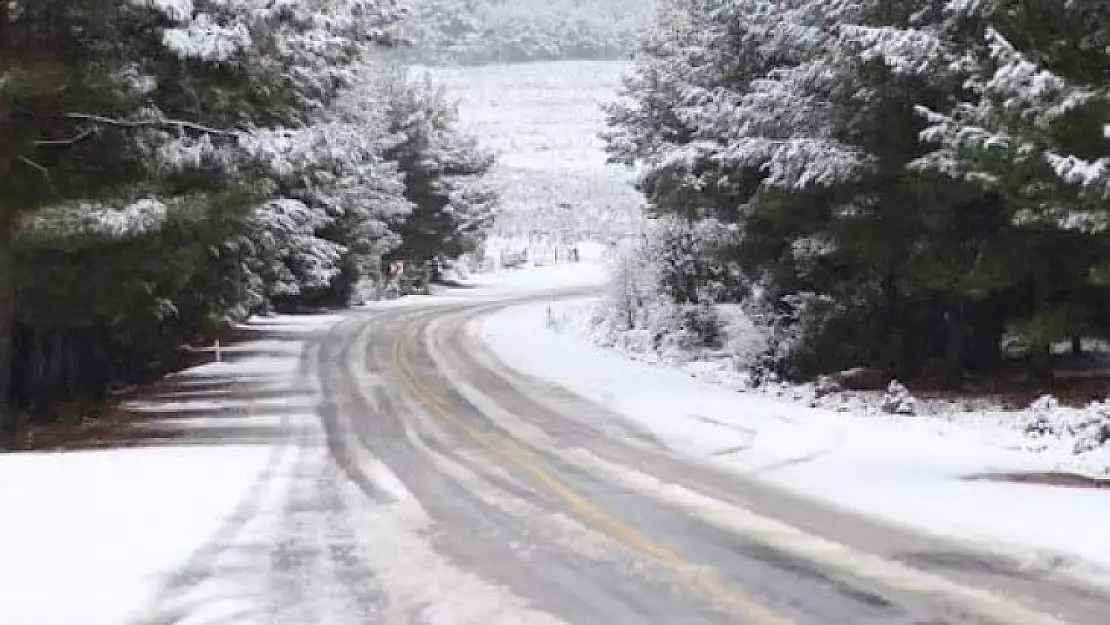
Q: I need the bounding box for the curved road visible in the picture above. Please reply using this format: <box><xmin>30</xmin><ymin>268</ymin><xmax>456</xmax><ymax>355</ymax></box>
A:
<box><xmin>303</xmin><ymin>290</ymin><xmax>1110</xmax><ymax>625</ymax></box>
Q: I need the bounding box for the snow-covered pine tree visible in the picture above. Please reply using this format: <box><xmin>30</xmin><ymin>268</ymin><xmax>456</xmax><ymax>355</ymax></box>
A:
<box><xmin>606</xmin><ymin>0</ymin><xmax>1097</xmax><ymax>380</ymax></box>
<box><xmin>240</xmin><ymin>104</ymin><xmax>411</xmax><ymax>310</ymax></box>
<box><xmin>381</xmin><ymin>73</ymin><xmax>498</xmax><ymax>289</ymax></box>
<box><xmin>1</xmin><ymin>0</ymin><xmax>407</xmax><ymax>435</ymax></box>
<box><xmin>748</xmin><ymin>0</ymin><xmax>1000</xmax><ymax>377</ymax></box>
<box><xmin>0</xmin><ymin>0</ymin><xmax>180</xmax><ymax>438</ymax></box>
<box><xmin>602</xmin><ymin>0</ymin><xmax>871</xmax><ymax>372</ymax></box>
<box><xmin>912</xmin><ymin>1</ymin><xmax>1110</xmax><ymax>365</ymax></box>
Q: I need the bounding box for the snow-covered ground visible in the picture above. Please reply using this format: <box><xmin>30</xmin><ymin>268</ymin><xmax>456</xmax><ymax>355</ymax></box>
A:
<box><xmin>0</xmin><ymin>447</ymin><xmax>271</xmax><ymax>625</ymax></box>
<box><xmin>0</xmin><ymin>314</ymin><xmax>338</xmax><ymax>625</ymax></box>
<box><xmin>559</xmin><ymin>297</ymin><xmax>1110</xmax><ymax>477</ymax></box>
<box><xmin>477</xmin><ymin>294</ymin><xmax>1110</xmax><ymax>582</ymax></box>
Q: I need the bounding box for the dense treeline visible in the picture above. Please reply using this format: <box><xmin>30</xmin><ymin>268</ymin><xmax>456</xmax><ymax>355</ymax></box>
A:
<box><xmin>0</xmin><ymin>1</ymin><xmax>497</xmax><ymax>440</ymax></box>
<box><xmin>401</xmin><ymin>0</ymin><xmax>654</xmax><ymax>65</ymax></box>
<box><xmin>604</xmin><ymin>0</ymin><xmax>1110</xmax><ymax>384</ymax></box>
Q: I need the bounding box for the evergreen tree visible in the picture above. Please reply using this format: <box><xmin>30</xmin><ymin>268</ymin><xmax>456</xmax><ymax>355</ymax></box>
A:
<box><xmin>914</xmin><ymin>1</ymin><xmax>1110</xmax><ymax>365</ymax></box>
<box><xmin>0</xmin><ymin>0</ymin><xmax>406</xmax><ymax>438</ymax></box>
<box><xmin>0</xmin><ymin>0</ymin><xmax>187</xmax><ymax>438</ymax></box>
<box><xmin>605</xmin><ymin>0</ymin><xmax>1110</xmax><ymax>381</ymax></box>
<box><xmin>382</xmin><ymin>74</ymin><xmax>498</xmax><ymax>286</ymax></box>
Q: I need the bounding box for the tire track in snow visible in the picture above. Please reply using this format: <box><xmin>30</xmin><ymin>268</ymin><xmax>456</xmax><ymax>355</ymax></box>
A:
<box><xmin>314</xmin><ymin>313</ymin><xmax>580</xmax><ymax>625</ymax></box>
<box><xmin>264</xmin><ymin>425</ymin><xmax>386</xmax><ymax>624</ymax></box>
<box><xmin>129</xmin><ymin>338</ymin><xmax>314</xmax><ymax>625</ymax></box>
<box><xmin>571</xmin><ymin>448</ymin><xmax>1075</xmax><ymax>625</ymax></box>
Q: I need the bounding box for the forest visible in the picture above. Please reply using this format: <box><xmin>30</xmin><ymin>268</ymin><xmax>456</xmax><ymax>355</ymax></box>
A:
<box><xmin>603</xmin><ymin>0</ymin><xmax>1110</xmax><ymax>386</ymax></box>
<box><xmin>0</xmin><ymin>0</ymin><xmax>499</xmax><ymax>441</ymax></box>
<box><xmin>8</xmin><ymin>0</ymin><xmax>1108</xmax><ymax>443</ymax></box>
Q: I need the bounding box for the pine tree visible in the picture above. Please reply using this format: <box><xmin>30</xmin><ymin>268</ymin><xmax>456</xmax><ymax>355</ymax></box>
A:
<box><xmin>913</xmin><ymin>1</ymin><xmax>1110</xmax><ymax>365</ymax></box>
<box><xmin>382</xmin><ymin>74</ymin><xmax>498</xmax><ymax>287</ymax></box>
<box><xmin>0</xmin><ymin>0</ymin><xmax>406</xmax><ymax>438</ymax></box>
<box><xmin>604</xmin><ymin>0</ymin><xmax>1088</xmax><ymax>379</ymax></box>
<box><xmin>0</xmin><ymin>0</ymin><xmax>183</xmax><ymax>439</ymax></box>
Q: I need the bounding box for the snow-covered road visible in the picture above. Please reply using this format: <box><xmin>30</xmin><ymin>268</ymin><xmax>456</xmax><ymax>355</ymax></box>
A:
<box><xmin>480</xmin><ymin>297</ymin><xmax>1110</xmax><ymax>586</ymax></box>
<box><xmin>322</xmin><ymin>285</ymin><xmax>1110</xmax><ymax>625</ymax></box>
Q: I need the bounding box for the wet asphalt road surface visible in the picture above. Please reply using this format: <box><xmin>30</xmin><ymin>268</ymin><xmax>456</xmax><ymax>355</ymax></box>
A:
<box><xmin>137</xmin><ymin>290</ymin><xmax>1110</xmax><ymax>624</ymax></box>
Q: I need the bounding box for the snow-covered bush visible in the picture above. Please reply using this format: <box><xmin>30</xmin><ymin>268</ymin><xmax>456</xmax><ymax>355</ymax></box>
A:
<box><xmin>590</xmin><ymin>215</ymin><xmax>765</xmax><ymax>366</ymax></box>
<box><xmin>1025</xmin><ymin>395</ymin><xmax>1110</xmax><ymax>455</ymax></box>
<box><xmin>881</xmin><ymin>380</ymin><xmax>917</xmax><ymax>416</ymax></box>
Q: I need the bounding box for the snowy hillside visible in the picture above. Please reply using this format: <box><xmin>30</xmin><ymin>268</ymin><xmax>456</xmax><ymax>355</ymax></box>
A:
<box><xmin>413</xmin><ymin>61</ymin><xmax>645</xmax><ymax>264</ymax></box>
<box><xmin>400</xmin><ymin>0</ymin><xmax>655</xmax><ymax>65</ymax></box>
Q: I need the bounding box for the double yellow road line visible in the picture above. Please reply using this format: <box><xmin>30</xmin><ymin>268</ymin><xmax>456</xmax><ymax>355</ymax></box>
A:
<box><xmin>388</xmin><ymin>315</ymin><xmax>794</xmax><ymax>625</ymax></box>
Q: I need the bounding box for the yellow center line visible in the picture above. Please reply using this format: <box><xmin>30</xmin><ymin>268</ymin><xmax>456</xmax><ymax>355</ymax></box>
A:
<box><xmin>388</xmin><ymin>315</ymin><xmax>794</xmax><ymax>625</ymax></box>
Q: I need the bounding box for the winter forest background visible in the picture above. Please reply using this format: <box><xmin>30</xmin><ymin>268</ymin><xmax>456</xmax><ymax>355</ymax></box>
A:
<box><xmin>4</xmin><ymin>0</ymin><xmax>1110</xmax><ymax>442</ymax></box>
<box><xmin>599</xmin><ymin>0</ymin><xmax>1110</xmax><ymax>399</ymax></box>
<box><xmin>0</xmin><ymin>0</ymin><xmax>653</xmax><ymax>440</ymax></box>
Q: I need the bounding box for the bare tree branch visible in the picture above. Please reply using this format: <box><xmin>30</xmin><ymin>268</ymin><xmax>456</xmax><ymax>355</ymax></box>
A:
<box><xmin>63</xmin><ymin>113</ymin><xmax>240</xmax><ymax>137</ymax></box>
<box><xmin>34</xmin><ymin>127</ymin><xmax>98</xmax><ymax>147</ymax></box>
<box><xmin>17</xmin><ymin>156</ymin><xmax>50</xmax><ymax>181</ymax></box>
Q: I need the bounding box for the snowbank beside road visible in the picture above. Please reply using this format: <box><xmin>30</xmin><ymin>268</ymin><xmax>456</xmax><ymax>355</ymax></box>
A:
<box><xmin>0</xmin><ymin>447</ymin><xmax>272</xmax><ymax>625</ymax></box>
<box><xmin>478</xmin><ymin>299</ymin><xmax>1110</xmax><ymax>579</ymax></box>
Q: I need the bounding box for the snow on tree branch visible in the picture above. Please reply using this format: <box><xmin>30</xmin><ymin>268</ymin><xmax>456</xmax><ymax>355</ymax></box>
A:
<box><xmin>22</xmin><ymin>199</ymin><xmax>171</xmax><ymax>240</ymax></box>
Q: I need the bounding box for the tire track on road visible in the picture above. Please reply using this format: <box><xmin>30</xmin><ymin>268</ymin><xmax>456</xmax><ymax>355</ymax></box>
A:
<box><xmin>418</xmin><ymin>302</ymin><xmax>1110</xmax><ymax>625</ymax></box>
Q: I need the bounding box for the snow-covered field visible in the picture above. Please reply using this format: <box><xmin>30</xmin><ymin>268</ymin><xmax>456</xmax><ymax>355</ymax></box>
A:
<box><xmin>413</xmin><ymin>61</ymin><xmax>645</xmax><ymax>251</ymax></box>
<box><xmin>477</xmin><ymin>294</ymin><xmax>1110</xmax><ymax>582</ymax></box>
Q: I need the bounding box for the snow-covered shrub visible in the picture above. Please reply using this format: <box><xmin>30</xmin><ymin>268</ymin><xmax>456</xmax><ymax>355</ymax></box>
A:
<box><xmin>881</xmin><ymin>380</ymin><xmax>917</xmax><ymax>416</ymax></box>
<box><xmin>1025</xmin><ymin>395</ymin><xmax>1110</xmax><ymax>455</ymax></box>
<box><xmin>589</xmin><ymin>215</ymin><xmax>763</xmax><ymax>365</ymax></box>
<box><xmin>738</xmin><ymin>278</ymin><xmax>840</xmax><ymax>385</ymax></box>
<box><xmin>715</xmin><ymin>303</ymin><xmax>770</xmax><ymax>366</ymax></box>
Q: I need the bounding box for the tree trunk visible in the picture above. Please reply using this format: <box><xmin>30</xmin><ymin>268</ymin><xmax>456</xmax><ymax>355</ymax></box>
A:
<box><xmin>1072</xmin><ymin>335</ymin><xmax>1083</xmax><ymax>358</ymax></box>
<box><xmin>0</xmin><ymin>2</ymin><xmax>14</xmax><ymax>446</ymax></box>
<box><xmin>0</xmin><ymin>212</ymin><xmax>16</xmax><ymax>446</ymax></box>
<box><xmin>943</xmin><ymin>301</ymin><xmax>964</xmax><ymax>380</ymax></box>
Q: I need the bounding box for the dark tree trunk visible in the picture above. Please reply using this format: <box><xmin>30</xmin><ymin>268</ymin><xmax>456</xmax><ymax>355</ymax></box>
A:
<box><xmin>0</xmin><ymin>2</ymin><xmax>15</xmax><ymax>446</ymax></box>
<box><xmin>1072</xmin><ymin>335</ymin><xmax>1083</xmax><ymax>358</ymax></box>
<box><xmin>0</xmin><ymin>212</ymin><xmax>17</xmax><ymax>445</ymax></box>
<box><xmin>944</xmin><ymin>300</ymin><xmax>964</xmax><ymax>380</ymax></box>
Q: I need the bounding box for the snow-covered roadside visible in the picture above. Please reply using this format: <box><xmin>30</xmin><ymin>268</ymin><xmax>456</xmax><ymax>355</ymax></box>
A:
<box><xmin>553</xmin><ymin>298</ymin><xmax>1110</xmax><ymax>477</ymax></box>
<box><xmin>0</xmin><ymin>447</ymin><xmax>272</xmax><ymax>625</ymax></box>
<box><xmin>0</xmin><ymin>314</ymin><xmax>338</xmax><ymax>625</ymax></box>
<box><xmin>477</xmin><ymin>298</ymin><xmax>1110</xmax><ymax>579</ymax></box>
